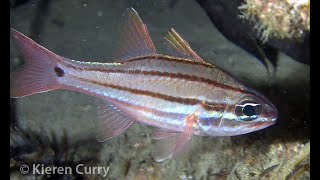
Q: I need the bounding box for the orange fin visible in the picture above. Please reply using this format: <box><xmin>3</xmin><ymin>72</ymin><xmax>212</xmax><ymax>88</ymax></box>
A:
<box><xmin>164</xmin><ymin>28</ymin><xmax>205</xmax><ymax>62</ymax></box>
<box><xmin>152</xmin><ymin>114</ymin><xmax>196</xmax><ymax>162</ymax></box>
<box><xmin>95</xmin><ymin>100</ymin><xmax>135</xmax><ymax>142</ymax></box>
<box><xmin>114</xmin><ymin>8</ymin><xmax>156</xmax><ymax>60</ymax></box>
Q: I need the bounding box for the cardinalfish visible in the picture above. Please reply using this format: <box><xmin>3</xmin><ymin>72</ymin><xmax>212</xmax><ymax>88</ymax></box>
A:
<box><xmin>10</xmin><ymin>8</ymin><xmax>277</xmax><ymax>162</ymax></box>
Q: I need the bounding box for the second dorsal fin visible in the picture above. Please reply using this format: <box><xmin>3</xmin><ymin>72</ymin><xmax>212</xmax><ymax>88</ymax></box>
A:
<box><xmin>164</xmin><ymin>28</ymin><xmax>205</xmax><ymax>62</ymax></box>
<box><xmin>114</xmin><ymin>8</ymin><xmax>157</xmax><ymax>60</ymax></box>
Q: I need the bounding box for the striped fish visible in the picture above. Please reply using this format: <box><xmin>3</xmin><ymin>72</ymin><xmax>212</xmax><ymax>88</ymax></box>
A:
<box><xmin>10</xmin><ymin>8</ymin><xmax>277</xmax><ymax>162</ymax></box>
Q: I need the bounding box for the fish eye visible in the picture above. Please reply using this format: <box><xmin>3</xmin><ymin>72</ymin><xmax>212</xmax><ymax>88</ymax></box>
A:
<box><xmin>235</xmin><ymin>100</ymin><xmax>262</xmax><ymax>121</ymax></box>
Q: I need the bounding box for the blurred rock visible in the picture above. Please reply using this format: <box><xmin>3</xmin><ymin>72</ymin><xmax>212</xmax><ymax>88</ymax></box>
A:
<box><xmin>196</xmin><ymin>0</ymin><xmax>310</xmax><ymax>68</ymax></box>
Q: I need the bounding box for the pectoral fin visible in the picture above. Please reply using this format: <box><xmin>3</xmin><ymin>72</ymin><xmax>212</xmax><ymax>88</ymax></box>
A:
<box><xmin>152</xmin><ymin>114</ymin><xmax>196</xmax><ymax>162</ymax></box>
<box><xmin>152</xmin><ymin>129</ymin><xmax>179</xmax><ymax>140</ymax></box>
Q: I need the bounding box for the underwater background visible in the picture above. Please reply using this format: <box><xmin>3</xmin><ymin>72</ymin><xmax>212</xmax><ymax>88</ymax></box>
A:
<box><xmin>10</xmin><ymin>0</ymin><xmax>309</xmax><ymax>179</ymax></box>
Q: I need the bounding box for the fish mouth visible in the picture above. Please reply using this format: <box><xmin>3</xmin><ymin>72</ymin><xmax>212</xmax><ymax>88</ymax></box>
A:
<box><xmin>249</xmin><ymin>121</ymin><xmax>276</xmax><ymax>129</ymax></box>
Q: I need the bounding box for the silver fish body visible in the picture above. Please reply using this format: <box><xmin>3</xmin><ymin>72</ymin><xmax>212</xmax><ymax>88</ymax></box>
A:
<box><xmin>10</xmin><ymin>8</ymin><xmax>277</xmax><ymax>161</ymax></box>
<box><xmin>57</xmin><ymin>55</ymin><xmax>276</xmax><ymax>135</ymax></box>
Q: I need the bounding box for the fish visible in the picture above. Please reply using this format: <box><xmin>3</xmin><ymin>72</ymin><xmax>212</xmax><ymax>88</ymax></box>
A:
<box><xmin>10</xmin><ymin>8</ymin><xmax>277</xmax><ymax>162</ymax></box>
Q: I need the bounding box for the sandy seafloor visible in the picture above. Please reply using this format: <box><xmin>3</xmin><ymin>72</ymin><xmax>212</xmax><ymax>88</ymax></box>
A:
<box><xmin>10</xmin><ymin>0</ymin><xmax>310</xmax><ymax>179</ymax></box>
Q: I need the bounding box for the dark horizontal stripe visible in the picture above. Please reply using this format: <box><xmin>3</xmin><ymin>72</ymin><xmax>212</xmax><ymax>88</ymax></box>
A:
<box><xmin>123</xmin><ymin>54</ymin><xmax>214</xmax><ymax>68</ymax></box>
<box><xmin>62</xmin><ymin>60</ymin><xmax>247</xmax><ymax>94</ymax></box>
<box><xmin>110</xmin><ymin>70</ymin><xmax>246</xmax><ymax>93</ymax></box>
<box><xmin>72</xmin><ymin>75</ymin><xmax>226</xmax><ymax>111</ymax></box>
<box><xmin>62</xmin><ymin>54</ymin><xmax>213</xmax><ymax>69</ymax></box>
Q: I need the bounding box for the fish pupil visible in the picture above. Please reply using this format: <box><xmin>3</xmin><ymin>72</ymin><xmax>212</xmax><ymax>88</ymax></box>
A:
<box><xmin>243</xmin><ymin>105</ymin><xmax>256</xmax><ymax>116</ymax></box>
<box><xmin>54</xmin><ymin>67</ymin><xmax>64</xmax><ymax>77</ymax></box>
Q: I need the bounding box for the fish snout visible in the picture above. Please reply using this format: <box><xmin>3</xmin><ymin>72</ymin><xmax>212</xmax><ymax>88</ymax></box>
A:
<box><xmin>263</xmin><ymin>102</ymin><xmax>278</xmax><ymax>123</ymax></box>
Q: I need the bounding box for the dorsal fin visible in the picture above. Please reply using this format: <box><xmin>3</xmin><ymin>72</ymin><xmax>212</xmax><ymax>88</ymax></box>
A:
<box><xmin>164</xmin><ymin>28</ymin><xmax>205</xmax><ymax>62</ymax></box>
<box><xmin>114</xmin><ymin>8</ymin><xmax>156</xmax><ymax>59</ymax></box>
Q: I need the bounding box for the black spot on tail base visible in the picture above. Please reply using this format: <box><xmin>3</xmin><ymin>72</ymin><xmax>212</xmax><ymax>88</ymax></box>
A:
<box><xmin>54</xmin><ymin>67</ymin><xmax>64</xmax><ymax>77</ymax></box>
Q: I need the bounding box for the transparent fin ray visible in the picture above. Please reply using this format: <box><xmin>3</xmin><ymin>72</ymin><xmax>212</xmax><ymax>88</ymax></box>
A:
<box><xmin>152</xmin><ymin>129</ymin><xmax>179</xmax><ymax>140</ymax></box>
<box><xmin>114</xmin><ymin>8</ymin><xmax>156</xmax><ymax>60</ymax></box>
<box><xmin>152</xmin><ymin>114</ymin><xmax>196</xmax><ymax>162</ymax></box>
<box><xmin>95</xmin><ymin>100</ymin><xmax>135</xmax><ymax>142</ymax></box>
<box><xmin>164</xmin><ymin>28</ymin><xmax>205</xmax><ymax>62</ymax></box>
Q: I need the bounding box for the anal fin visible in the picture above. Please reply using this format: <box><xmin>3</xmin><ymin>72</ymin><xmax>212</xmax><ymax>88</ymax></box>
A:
<box><xmin>96</xmin><ymin>100</ymin><xmax>135</xmax><ymax>142</ymax></box>
<box><xmin>152</xmin><ymin>114</ymin><xmax>196</xmax><ymax>162</ymax></box>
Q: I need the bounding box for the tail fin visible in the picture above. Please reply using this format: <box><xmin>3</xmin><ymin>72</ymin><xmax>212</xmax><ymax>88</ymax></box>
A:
<box><xmin>10</xmin><ymin>29</ymin><xmax>63</xmax><ymax>98</ymax></box>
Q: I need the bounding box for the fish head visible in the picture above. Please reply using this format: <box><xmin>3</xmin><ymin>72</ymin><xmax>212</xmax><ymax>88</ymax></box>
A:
<box><xmin>198</xmin><ymin>90</ymin><xmax>277</xmax><ymax>136</ymax></box>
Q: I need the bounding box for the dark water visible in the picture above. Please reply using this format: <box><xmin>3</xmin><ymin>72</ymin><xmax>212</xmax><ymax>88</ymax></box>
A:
<box><xmin>10</xmin><ymin>0</ymin><xmax>309</xmax><ymax>179</ymax></box>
